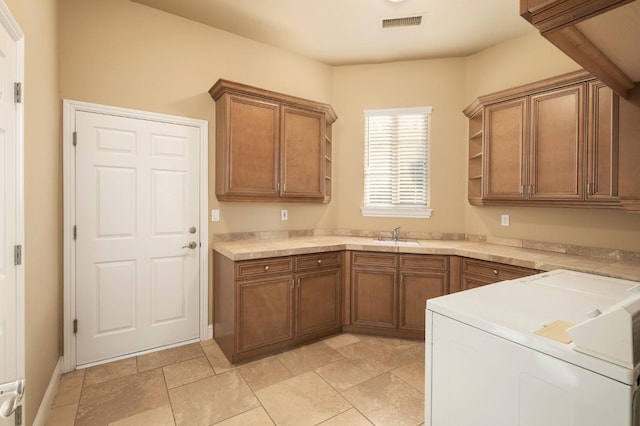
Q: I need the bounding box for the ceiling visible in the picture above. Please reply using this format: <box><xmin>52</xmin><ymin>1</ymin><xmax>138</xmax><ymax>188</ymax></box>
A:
<box><xmin>132</xmin><ymin>0</ymin><xmax>535</xmax><ymax>65</ymax></box>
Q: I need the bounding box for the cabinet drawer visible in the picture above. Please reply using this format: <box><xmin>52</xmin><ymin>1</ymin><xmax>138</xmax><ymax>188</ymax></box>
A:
<box><xmin>462</xmin><ymin>258</ymin><xmax>535</xmax><ymax>282</ymax></box>
<box><xmin>295</xmin><ymin>252</ymin><xmax>341</xmax><ymax>271</ymax></box>
<box><xmin>351</xmin><ymin>251</ymin><xmax>397</xmax><ymax>268</ymax></box>
<box><xmin>461</xmin><ymin>274</ymin><xmax>495</xmax><ymax>291</ymax></box>
<box><xmin>399</xmin><ymin>254</ymin><xmax>448</xmax><ymax>271</ymax></box>
<box><xmin>236</xmin><ymin>257</ymin><xmax>293</xmax><ymax>279</ymax></box>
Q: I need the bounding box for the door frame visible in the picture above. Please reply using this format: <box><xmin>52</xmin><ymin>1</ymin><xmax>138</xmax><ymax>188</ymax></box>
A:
<box><xmin>62</xmin><ymin>99</ymin><xmax>209</xmax><ymax>372</ymax></box>
<box><xmin>0</xmin><ymin>0</ymin><xmax>25</xmax><ymax>419</ymax></box>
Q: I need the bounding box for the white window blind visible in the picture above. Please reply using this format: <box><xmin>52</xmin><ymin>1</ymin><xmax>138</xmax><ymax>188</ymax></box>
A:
<box><xmin>362</xmin><ymin>107</ymin><xmax>432</xmax><ymax>218</ymax></box>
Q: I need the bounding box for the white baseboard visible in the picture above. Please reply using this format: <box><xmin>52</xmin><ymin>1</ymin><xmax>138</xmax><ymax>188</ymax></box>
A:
<box><xmin>207</xmin><ymin>324</ymin><xmax>213</xmax><ymax>340</ymax></box>
<box><xmin>32</xmin><ymin>356</ymin><xmax>62</xmax><ymax>426</ymax></box>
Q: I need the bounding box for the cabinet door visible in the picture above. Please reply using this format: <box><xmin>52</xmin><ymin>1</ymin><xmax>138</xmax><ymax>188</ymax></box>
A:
<box><xmin>217</xmin><ymin>94</ymin><xmax>280</xmax><ymax>199</ymax></box>
<box><xmin>483</xmin><ymin>98</ymin><xmax>528</xmax><ymax>200</ymax></box>
<box><xmin>295</xmin><ymin>268</ymin><xmax>342</xmax><ymax>338</ymax></box>
<box><xmin>399</xmin><ymin>271</ymin><xmax>447</xmax><ymax>332</ymax></box>
<box><xmin>528</xmin><ymin>85</ymin><xmax>585</xmax><ymax>200</ymax></box>
<box><xmin>587</xmin><ymin>81</ymin><xmax>619</xmax><ymax>201</ymax></box>
<box><xmin>237</xmin><ymin>276</ymin><xmax>293</xmax><ymax>353</ymax></box>
<box><xmin>281</xmin><ymin>106</ymin><xmax>325</xmax><ymax>200</ymax></box>
<box><xmin>350</xmin><ymin>267</ymin><xmax>398</xmax><ymax>330</ymax></box>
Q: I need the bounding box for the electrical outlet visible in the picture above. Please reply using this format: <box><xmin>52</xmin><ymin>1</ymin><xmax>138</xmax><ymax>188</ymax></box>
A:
<box><xmin>281</xmin><ymin>209</ymin><xmax>288</xmax><ymax>221</ymax></box>
<box><xmin>211</xmin><ymin>209</ymin><xmax>220</xmax><ymax>222</ymax></box>
<box><xmin>501</xmin><ymin>214</ymin><xmax>510</xmax><ymax>227</ymax></box>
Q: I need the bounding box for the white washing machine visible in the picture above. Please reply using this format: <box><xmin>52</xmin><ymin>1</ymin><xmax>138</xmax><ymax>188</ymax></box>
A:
<box><xmin>425</xmin><ymin>269</ymin><xmax>640</xmax><ymax>426</ymax></box>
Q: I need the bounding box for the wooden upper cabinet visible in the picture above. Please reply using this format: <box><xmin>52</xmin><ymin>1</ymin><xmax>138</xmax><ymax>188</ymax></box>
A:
<box><xmin>210</xmin><ymin>79</ymin><xmax>337</xmax><ymax>203</ymax></box>
<box><xmin>587</xmin><ymin>81</ymin><xmax>619</xmax><ymax>201</ymax></box>
<box><xmin>465</xmin><ymin>70</ymin><xmax>628</xmax><ymax>210</ymax></box>
<box><xmin>218</xmin><ymin>94</ymin><xmax>280</xmax><ymax>200</ymax></box>
<box><xmin>618</xmin><ymin>85</ymin><xmax>640</xmax><ymax>212</ymax></box>
<box><xmin>281</xmin><ymin>106</ymin><xmax>325</xmax><ymax>200</ymax></box>
<box><xmin>483</xmin><ymin>98</ymin><xmax>528</xmax><ymax>200</ymax></box>
<box><xmin>528</xmin><ymin>84</ymin><xmax>584</xmax><ymax>200</ymax></box>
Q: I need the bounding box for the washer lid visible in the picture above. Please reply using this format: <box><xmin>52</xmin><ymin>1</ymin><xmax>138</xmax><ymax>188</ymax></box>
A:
<box><xmin>427</xmin><ymin>269</ymin><xmax>640</xmax><ymax>385</ymax></box>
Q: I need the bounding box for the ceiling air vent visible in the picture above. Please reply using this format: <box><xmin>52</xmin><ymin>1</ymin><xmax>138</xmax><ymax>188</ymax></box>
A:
<box><xmin>382</xmin><ymin>15</ymin><xmax>422</xmax><ymax>29</ymax></box>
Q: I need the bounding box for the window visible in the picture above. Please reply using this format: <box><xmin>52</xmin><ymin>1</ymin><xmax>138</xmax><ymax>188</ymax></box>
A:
<box><xmin>362</xmin><ymin>107</ymin><xmax>432</xmax><ymax>218</ymax></box>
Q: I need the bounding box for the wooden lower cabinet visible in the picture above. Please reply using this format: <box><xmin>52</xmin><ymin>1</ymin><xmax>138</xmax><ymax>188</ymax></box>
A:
<box><xmin>347</xmin><ymin>252</ymin><xmax>448</xmax><ymax>339</ymax></box>
<box><xmin>399</xmin><ymin>270</ymin><xmax>448</xmax><ymax>332</ymax></box>
<box><xmin>214</xmin><ymin>251</ymin><xmax>342</xmax><ymax>363</ymax></box>
<box><xmin>460</xmin><ymin>258</ymin><xmax>538</xmax><ymax>290</ymax></box>
<box><xmin>351</xmin><ymin>267</ymin><xmax>398</xmax><ymax>330</ymax></box>
<box><xmin>237</xmin><ymin>276</ymin><xmax>293</xmax><ymax>353</ymax></box>
<box><xmin>295</xmin><ymin>268</ymin><xmax>342</xmax><ymax>338</ymax></box>
<box><xmin>215</xmin><ymin>249</ymin><xmax>540</xmax><ymax>363</ymax></box>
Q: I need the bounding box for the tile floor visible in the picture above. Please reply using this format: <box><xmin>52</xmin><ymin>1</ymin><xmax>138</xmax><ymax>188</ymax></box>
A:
<box><xmin>46</xmin><ymin>333</ymin><xmax>425</xmax><ymax>426</ymax></box>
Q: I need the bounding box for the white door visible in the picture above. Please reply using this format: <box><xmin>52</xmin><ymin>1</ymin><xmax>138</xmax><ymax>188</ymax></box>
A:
<box><xmin>74</xmin><ymin>111</ymin><xmax>201</xmax><ymax>366</ymax></box>
<box><xmin>0</xmin><ymin>2</ymin><xmax>24</xmax><ymax>424</ymax></box>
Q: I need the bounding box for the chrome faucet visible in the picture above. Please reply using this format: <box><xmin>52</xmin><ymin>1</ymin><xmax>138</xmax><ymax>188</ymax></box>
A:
<box><xmin>392</xmin><ymin>226</ymin><xmax>401</xmax><ymax>241</ymax></box>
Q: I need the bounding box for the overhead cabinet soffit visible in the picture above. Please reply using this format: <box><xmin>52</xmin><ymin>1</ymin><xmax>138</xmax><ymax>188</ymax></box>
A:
<box><xmin>519</xmin><ymin>0</ymin><xmax>639</xmax><ymax>98</ymax></box>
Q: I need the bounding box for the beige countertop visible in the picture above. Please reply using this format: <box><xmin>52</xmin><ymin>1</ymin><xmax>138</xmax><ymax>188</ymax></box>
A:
<box><xmin>213</xmin><ymin>236</ymin><xmax>640</xmax><ymax>282</ymax></box>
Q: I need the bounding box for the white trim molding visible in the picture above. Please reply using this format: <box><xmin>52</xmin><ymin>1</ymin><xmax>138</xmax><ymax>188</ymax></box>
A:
<box><xmin>31</xmin><ymin>357</ymin><xmax>62</xmax><ymax>426</ymax></box>
<box><xmin>0</xmin><ymin>0</ymin><xmax>26</xmax><ymax>421</ymax></box>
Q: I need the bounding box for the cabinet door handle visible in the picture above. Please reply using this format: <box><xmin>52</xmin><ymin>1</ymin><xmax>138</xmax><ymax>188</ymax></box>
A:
<box><xmin>291</xmin><ymin>279</ymin><xmax>294</xmax><ymax>289</ymax></box>
<box><xmin>492</xmin><ymin>269</ymin><xmax>498</xmax><ymax>275</ymax></box>
<box><xmin>264</xmin><ymin>265</ymin><xmax>270</xmax><ymax>271</ymax></box>
<box><xmin>317</xmin><ymin>259</ymin><xmax>322</xmax><ymax>265</ymax></box>
<box><xmin>297</xmin><ymin>278</ymin><xmax>301</xmax><ymax>288</ymax></box>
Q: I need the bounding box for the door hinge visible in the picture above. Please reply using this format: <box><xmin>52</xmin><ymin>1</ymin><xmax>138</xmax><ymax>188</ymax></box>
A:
<box><xmin>73</xmin><ymin>225</ymin><xmax>77</xmax><ymax>240</ymax></box>
<box><xmin>14</xmin><ymin>405</ymin><xmax>22</xmax><ymax>426</ymax></box>
<box><xmin>73</xmin><ymin>319</ymin><xmax>78</xmax><ymax>334</ymax></box>
<box><xmin>14</xmin><ymin>82</ymin><xmax>22</xmax><ymax>104</ymax></box>
<box><xmin>73</xmin><ymin>131</ymin><xmax>77</xmax><ymax>147</ymax></box>
<box><xmin>14</xmin><ymin>245</ymin><xmax>22</xmax><ymax>266</ymax></box>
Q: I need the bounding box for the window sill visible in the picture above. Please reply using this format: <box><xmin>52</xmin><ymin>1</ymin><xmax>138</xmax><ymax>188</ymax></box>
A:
<box><xmin>360</xmin><ymin>206</ymin><xmax>433</xmax><ymax>218</ymax></box>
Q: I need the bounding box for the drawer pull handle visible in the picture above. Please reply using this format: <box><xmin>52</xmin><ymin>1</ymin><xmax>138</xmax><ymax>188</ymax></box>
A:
<box><xmin>493</xmin><ymin>269</ymin><xmax>498</xmax><ymax>275</ymax></box>
<box><xmin>264</xmin><ymin>265</ymin><xmax>270</xmax><ymax>271</ymax></box>
<box><xmin>317</xmin><ymin>259</ymin><xmax>322</xmax><ymax>264</ymax></box>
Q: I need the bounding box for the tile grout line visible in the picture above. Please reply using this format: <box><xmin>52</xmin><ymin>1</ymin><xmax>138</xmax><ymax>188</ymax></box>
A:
<box><xmin>158</xmin><ymin>359</ymin><xmax>178</xmax><ymax>426</ymax></box>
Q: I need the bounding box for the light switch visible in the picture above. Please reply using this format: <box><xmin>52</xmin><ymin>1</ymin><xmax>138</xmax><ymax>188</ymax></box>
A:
<box><xmin>212</xmin><ymin>209</ymin><xmax>220</xmax><ymax>222</ymax></box>
<box><xmin>281</xmin><ymin>209</ymin><xmax>288</xmax><ymax>221</ymax></box>
<box><xmin>501</xmin><ymin>214</ymin><xmax>510</xmax><ymax>227</ymax></box>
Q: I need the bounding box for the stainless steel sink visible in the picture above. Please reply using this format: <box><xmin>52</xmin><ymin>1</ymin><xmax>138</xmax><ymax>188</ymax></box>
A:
<box><xmin>372</xmin><ymin>239</ymin><xmax>421</xmax><ymax>247</ymax></box>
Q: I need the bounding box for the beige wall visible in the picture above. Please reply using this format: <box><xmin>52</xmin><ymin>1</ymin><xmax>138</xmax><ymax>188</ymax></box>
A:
<box><xmin>9</xmin><ymin>1</ymin><xmax>640</xmax><ymax>421</ymax></box>
<box><xmin>4</xmin><ymin>0</ymin><xmax>60</xmax><ymax>424</ymax></box>
<box><xmin>59</xmin><ymin>0</ymin><xmax>337</xmax><ymax>350</ymax></box>
<box><xmin>464</xmin><ymin>31</ymin><xmax>640</xmax><ymax>252</ymax></box>
<box><xmin>59</xmin><ymin>0</ymin><xmax>335</xmax><ymax>240</ymax></box>
<box><xmin>331</xmin><ymin>59</ymin><xmax>468</xmax><ymax>235</ymax></box>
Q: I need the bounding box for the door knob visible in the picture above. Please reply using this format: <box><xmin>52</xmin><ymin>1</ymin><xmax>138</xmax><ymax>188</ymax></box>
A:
<box><xmin>0</xmin><ymin>378</ymin><xmax>24</xmax><ymax>418</ymax></box>
<box><xmin>182</xmin><ymin>241</ymin><xmax>197</xmax><ymax>249</ymax></box>
<box><xmin>189</xmin><ymin>226</ymin><xmax>197</xmax><ymax>234</ymax></box>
